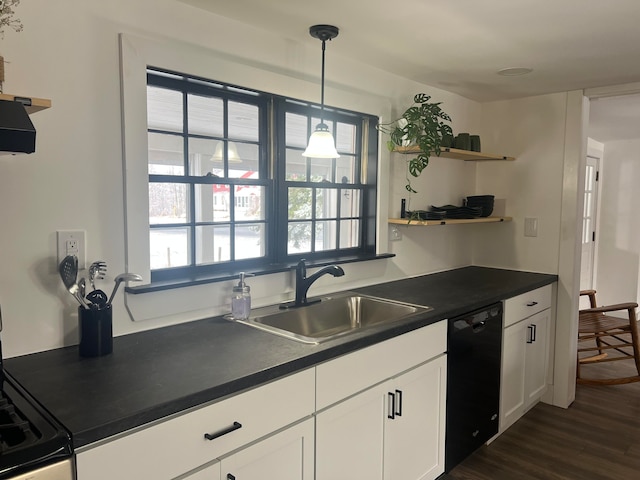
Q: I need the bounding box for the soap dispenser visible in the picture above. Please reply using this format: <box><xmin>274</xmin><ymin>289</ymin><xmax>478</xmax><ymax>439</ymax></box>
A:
<box><xmin>231</xmin><ymin>272</ymin><xmax>254</xmax><ymax>320</ymax></box>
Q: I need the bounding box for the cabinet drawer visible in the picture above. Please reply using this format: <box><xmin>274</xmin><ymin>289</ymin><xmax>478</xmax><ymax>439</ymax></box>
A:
<box><xmin>316</xmin><ymin>320</ymin><xmax>447</xmax><ymax>410</ymax></box>
<box><xmin>76</xmin><ymin>368</ymin><xmax>314</xmax><ymax>480</ymax></box>
<box><xmin>503</xmin><ymin>284</ymin><xmax>552</xmax><ymax>327</ymax></box>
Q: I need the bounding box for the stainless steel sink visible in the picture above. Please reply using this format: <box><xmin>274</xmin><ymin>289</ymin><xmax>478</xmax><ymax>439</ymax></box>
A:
<box><xmin>234</xmin><ymin>292</ymin><xmax>431</xmax><ymax>344</ymax></box>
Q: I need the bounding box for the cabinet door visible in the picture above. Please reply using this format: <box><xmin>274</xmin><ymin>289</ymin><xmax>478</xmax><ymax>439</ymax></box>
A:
<box><xmin>500</xmin><ymin>319</ymin><xmax>528</xmax><ymax>431</ymax></box>
<box><xmin>221</xmin><ymin>418</ymin><xmax>314</xmax><ymax>480</ymax></box>
<box><xmin>384</xmin><ymin>356</ymin><xmax>447</xmax><ymax>480</ymax></box>
<box><xmin>316</xmin><ymin>382</ymin><xmax>387</xmax><ymax>480</ymax></box>
<box><xmin>180</xmin><ymin>463</ymin><xmax>221</xmax><ymax>480</ymax></box>
<box><xmin>525</xmin><ymin>309</ymin><xmax>550</xmax><ymax>406</ymax></box>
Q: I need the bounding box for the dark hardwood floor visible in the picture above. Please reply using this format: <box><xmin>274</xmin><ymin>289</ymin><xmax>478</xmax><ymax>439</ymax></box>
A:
<box><xmin>447</xmin><ymin>352</ymin><xmax>640</xmax><ymax>480</ymax></box>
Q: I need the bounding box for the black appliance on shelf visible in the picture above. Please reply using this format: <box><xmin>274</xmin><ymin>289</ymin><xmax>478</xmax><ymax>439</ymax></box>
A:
<box><xmin>0</xmin><ymin>311</ymin><xmax>73</xmax><ymax>479</ymax></box>
<box><xmin>445</xmin><ymin>302</ymin><xmax>503</xmax><ymax>472</ymax></box>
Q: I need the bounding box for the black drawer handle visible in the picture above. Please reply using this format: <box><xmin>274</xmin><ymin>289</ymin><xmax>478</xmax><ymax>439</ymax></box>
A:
<box><xmin>204</xmin><ymin>421</ymin><xmax>242</xmax><ymax>441</ymax></box>
<box><xmin>526</xmin><ymin>301</ymin><xmax>538</xmax><ymax>307</ymax></box>
<box><xmin>395</xmin><ymin>389</ymin><xmax>403</xmax><ymax>417</ymax></box>
<box><xmin>227</xmin><ymin>475</ymin><xmax>236</xmax><ymax>480</ymax></box>
<box><xmin>388</xmin><ymin>391</ymin><xmax>396</xmax><ymax>419</ymax></box>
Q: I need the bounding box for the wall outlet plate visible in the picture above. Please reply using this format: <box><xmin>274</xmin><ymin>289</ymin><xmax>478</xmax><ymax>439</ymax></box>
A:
<box><xmin>390</xmin><ymin>225</ymin><xmax>403</xmax><ymax>241</ymax></box>
<box><xmin>524</xmin><ymin>217</ymin><xmax>538</xmax><ymax>237</ymax></box>
<box><xmin>57</xmin><ymin>230</ymin><xmax>86</xmax><ymax>270</ymax></box>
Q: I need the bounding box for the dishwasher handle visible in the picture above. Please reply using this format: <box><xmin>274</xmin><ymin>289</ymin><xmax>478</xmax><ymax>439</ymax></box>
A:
<box><xmin>472</xmin><ymin>320</ymin><xmax>486</xmax><ymax>333</ymax></box>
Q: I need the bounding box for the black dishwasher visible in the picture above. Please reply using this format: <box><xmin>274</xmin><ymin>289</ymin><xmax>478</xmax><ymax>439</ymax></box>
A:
<box><xmin>445</xmin><ymin>302</ymin><xmax>503</xmax><ymax>472</ymax></box>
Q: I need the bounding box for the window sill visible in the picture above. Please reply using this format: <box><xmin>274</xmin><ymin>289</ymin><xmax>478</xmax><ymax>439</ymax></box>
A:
<box><xmin>125</xmin><ymin>253</ymin><xmax>395</xmax><ymax>294</ymax></box>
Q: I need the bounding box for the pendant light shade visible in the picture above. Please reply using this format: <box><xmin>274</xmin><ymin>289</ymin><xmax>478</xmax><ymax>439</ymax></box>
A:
<box><xmin>212</xmin><ymin>141</ymin><xmax>242</xmax><ymax>163</ymax></box>
<box><xmin>302</xmin><ymin>122</ymin><xmax>339</xmax><ymax>158</ymax></box>
<box><xmin>303</xmin><ymin>24</ymin><xmax>340</xmax><ymax>159</ymax></box>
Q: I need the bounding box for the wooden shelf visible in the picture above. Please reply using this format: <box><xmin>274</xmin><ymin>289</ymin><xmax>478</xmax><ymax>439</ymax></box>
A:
<box><xmin>389</xmin><ymin>216</ymin><xmax>512</xmax><ymax>226</ymax></box>
<box><xmin>0</xmin><ymin>93</ymin><xmax>51</xmax><ymax>114</ymax></box>
<box><xmin>394</xmin><ymin>146</ymin><xmax>515</xmax><ymax>161</ymax></box>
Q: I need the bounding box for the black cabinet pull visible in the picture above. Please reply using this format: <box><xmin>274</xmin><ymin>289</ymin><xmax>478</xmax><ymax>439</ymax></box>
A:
<box><xmin>388</xmin><ymin>391</ymin><xmax>395</xmax><ymax>419</ymax></box>
<box><xmin>527</xmin><ymin>325</ymin><xmax>534</xmax><ymax>344</ymax></box>
<box><xmin>204</xmin><ymin>421</ymin><xmax>242</xmax><ymax>441</ymax></box>
<box><xmin>227</xmin><ymin>475</ymin><xmax>236</xmax><ymax>480</ymax></box>
<box><xmin>531</xmin><ymin>323</ymin><xmax>537</xmax><ymax>342</ymax></box>
<box><xmin>526</xmin><ymin>301</ymin><xmax>538</xmax><ymax>307</ymax></box>
<box><xmin>395</xmin><ymin>389</ymin><xmax>403</xmax><ymax>417</ymax></box>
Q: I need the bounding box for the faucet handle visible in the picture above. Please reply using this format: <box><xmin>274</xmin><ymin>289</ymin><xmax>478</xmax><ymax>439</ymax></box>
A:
<box><xmin>297</xmin><ymin>259</ymin><xmax>307</xmax><ymax>278</ymax></box>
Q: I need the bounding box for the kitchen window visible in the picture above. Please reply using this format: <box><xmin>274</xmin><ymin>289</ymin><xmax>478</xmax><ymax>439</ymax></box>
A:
<box><xmin>146</xmin><ymin>68</ymin><xmax>378</xmax><ymax>284</ymax></box>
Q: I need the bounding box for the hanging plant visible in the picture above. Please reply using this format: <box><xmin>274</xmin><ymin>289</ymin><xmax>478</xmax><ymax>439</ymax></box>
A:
<box><xmin>0</xmin><ymin>0</ymin><xmax>23</xmax><ymax>38</ymax></box>
<box><xmin>378</xmin><ymin>93</ymin><xmax>453</xmax><ymax>193</ymax></box>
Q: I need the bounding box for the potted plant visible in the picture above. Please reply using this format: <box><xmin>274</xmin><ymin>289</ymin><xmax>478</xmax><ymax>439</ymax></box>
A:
<box><xmin>378</xmin><ymin>93</ymin><xmax>453</xmax><ymax>193</ymax></box>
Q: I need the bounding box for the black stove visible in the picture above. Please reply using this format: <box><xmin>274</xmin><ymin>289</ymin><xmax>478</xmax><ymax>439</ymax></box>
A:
<box><xmin>0</xmin><ymin>374</ymin><xmax>72</xmax><ymax>479</ymax></box>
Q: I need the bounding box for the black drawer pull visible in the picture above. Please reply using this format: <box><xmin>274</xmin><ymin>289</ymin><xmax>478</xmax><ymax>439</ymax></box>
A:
<box><xmin>395</xmin><ymin>389</ymin><xmax>403</xmax><ymax>417</ymax></box>
<box><xmin>526</xmin><ymin>301</ymin><xmax>538</xmax><ymax>307</ymax></box>
<box><xmin>227</xmin><ymin>475</ymin><xmax>236</xmax><ymax>480</ymax></box>
<box><xmin>204</xmin><ymin>421</ymin><xmax>242</xmax><ymax>441</ymax></box>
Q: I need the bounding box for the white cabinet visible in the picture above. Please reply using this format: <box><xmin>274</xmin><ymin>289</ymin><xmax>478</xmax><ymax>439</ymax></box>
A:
<box><xmin>76</xmin><ymin>368</ymin><xmax>315</xmax><ymax>480</ymax></box>
<box><xmin>181</xmin><ymin>463</ymin><xmax>221</xmax><ymax>480</ymax></box>
<box><xmin>316</xmin><ymin>385</ymin><xmax>385</xmax><ymax>480</ymax></box>
<box><xmin>500</xmin><ymin>285</ymin><xmax>552</xmax><ymax>432</ymax></box>
<box><xmin>316</xmin><ymin>321</ymin><xmax>447</xmax><ymax>480</ymax></box>
<box><xmin>220</xmin><ymin>419</ymin><xmax>314</xmax><ymax>480</ymax></box>
<box><xmin>180</xmin><ymin>419</ymin><xmax>313</xmax><ymax>480</ymax></box>
<box><xmin>384</xmin><ymin>357</ymin><xmax>447</xmax><ymax>480</ymax></box>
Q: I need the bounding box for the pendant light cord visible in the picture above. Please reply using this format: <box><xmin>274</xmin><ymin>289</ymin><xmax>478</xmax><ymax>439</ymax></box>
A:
<box><xmin>320</xmin><ymin>39</ymin><xmax>326</xmax><ymax>124</ymax></box>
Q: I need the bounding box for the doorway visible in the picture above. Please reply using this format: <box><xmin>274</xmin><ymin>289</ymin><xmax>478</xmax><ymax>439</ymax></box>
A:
<box><xmin>579</xmin><ymin>152</ymin><xmax>600</xmax><ymax>308</ymax></box>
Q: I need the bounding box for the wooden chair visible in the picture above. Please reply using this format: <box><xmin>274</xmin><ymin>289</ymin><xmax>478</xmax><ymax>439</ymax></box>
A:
<box><xmin>577</xmin><ymin>289</ymin><xmax>640</xmax><ymax>385</ymax></box>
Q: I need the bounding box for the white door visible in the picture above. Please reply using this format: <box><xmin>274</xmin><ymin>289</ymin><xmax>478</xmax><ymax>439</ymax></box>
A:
<box><xmin>500</xmin><ymin>320</ymin><xmax>527</xmax><ymax>431</ymax></box>
<box><xmin>384</xmin><ymin>356</ymin><xmax>447</xmax><ymax>480</ymax></box>
<box><xmin>524</xmin><ymin>309</ymin><xmax>550</xmax><ymax>406</ymax></box>
<box><xmin>316</xmin><ymin>384</ymin><xmax>386</xmax><ymax>480</ymax></box>
<box><xmin>580</xmin><ymin>155</ymin><xmax>599</xmax><ymax>303</ymax></box>
<box><xmin>220</xmin><ymin>419</ymin><xmax>314</xmax><ymax>480</ymax></box>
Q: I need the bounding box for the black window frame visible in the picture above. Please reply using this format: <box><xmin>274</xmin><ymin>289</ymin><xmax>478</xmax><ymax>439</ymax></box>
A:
<box><xmin>146</xmin><ymin>67</ymin><xmax>378</xmax><ymax>285</ymax></box>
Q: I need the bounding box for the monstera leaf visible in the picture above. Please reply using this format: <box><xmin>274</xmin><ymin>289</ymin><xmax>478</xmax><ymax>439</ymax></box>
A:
<box><xmin>377</xmin><ymin>93</ymin><xmax>453</xmax><ymax>193</ymax></box>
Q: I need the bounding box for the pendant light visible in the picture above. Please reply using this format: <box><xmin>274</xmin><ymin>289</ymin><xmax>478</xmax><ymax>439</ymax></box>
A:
<box><xmin>302</xmin><ymin>24</ymin><xmax>340</xmax><ymax>159</ymax></box>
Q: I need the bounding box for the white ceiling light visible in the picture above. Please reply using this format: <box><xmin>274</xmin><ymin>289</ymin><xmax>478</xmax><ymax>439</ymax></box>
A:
<box><xmin>302</xmin><ymin>24</ymin><xmax>340</xmax><ymax>159</ymax></box>
<box><xmin>497</xmin><ymin>67</ymin><xmax>533</xmax><ymax>76</ymax></box>
<box><xmin>212</xmin><ymin>142</ymin><xmax>242</xmax><ymax>163</ymax></box>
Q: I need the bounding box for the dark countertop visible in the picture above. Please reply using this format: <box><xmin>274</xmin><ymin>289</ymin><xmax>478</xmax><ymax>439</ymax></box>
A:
<box><xmin>4</xmin><ymin>266</ymin><xmax>556</xmax><ymax>449</ymax></box>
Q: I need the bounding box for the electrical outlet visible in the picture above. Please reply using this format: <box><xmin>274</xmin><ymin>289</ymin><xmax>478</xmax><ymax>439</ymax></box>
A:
<box><xmin>390</xmin><ymin>225</ymin><xmax>403</xmax><ymax>241</ymax></box>
<box><xmin>524</xmin><ymin>217</ymin><xmax>538</xmax><ymax>237</ymax></box>
<box><xmin>57</xmin><ymin>230</ymin><xmax>86</xmax><ymax>269</ymax></box>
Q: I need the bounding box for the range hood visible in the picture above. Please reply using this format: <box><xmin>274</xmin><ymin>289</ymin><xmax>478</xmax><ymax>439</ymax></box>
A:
<box><xmin>0</xmin><ymin>99</ymin><xmax>36</xmax><ymax>154</ymax></box>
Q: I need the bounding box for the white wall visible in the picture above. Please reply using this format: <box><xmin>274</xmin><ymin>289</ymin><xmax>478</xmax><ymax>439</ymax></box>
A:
<box><xmin>473</xmin><ymin>93</ymin><xmax>567</xmax><ymax>273</ymax></box>
<box><xmin>594</xmin><ymin>139</ymin><xmax>640</xmax><ymax>305</ymax></box>
<box><xmin>475</xmin><ymin>92</ymin><xmax>587</xmax><ymax>408</ymax></box>
<box><xmin>0</xmin><ymin>0</ymin><xmax>484</xmax><ymax>356</ymax></box>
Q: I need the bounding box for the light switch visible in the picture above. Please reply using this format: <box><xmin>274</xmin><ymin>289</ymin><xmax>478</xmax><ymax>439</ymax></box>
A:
<box><xmin>524</xmin><ymin>217</ymin><xmax>538</xmax><ymax>237</ymax></box>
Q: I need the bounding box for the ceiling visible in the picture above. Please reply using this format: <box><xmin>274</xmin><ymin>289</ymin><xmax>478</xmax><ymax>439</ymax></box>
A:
<box><xmin>178</xmin><ymin>0</ymin><xmax>640</xmax><ymax>143</ymax></box>
<box><xmin>588</xmin><ymin>94</ymin><xmax>640</xmax><ymax>143</ymax></box>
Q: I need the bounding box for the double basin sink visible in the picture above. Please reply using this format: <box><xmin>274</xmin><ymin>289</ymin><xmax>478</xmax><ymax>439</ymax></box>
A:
<box><xmin>233</xmin><ymin>292</ymin><xmax>431</xmax><ymax>344</ymax></box>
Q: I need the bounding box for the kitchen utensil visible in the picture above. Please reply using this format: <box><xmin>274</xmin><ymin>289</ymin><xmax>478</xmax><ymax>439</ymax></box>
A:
<box><xmin>86</xmin><ymin>289</ymin><xmax>108</xmax><ymax>309</ymax></box>
<box><xmin>78</xmin><ymin>277</ymin><xmax>86</xmax><ymax>302</ymax></box>
<box><xmin>58</xmin><ymin>255</ymin><xmax>88</xmax><ymax>308</ymax></box>
<box><xmin>88</xmin><ymin>261</ymin><xmax>107</xmax><ymax>291</ymax></box>
<box><xmin>108</xmin><ymin>273</ymin><xmax>143</xmax><ymax>305</ymax></box>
